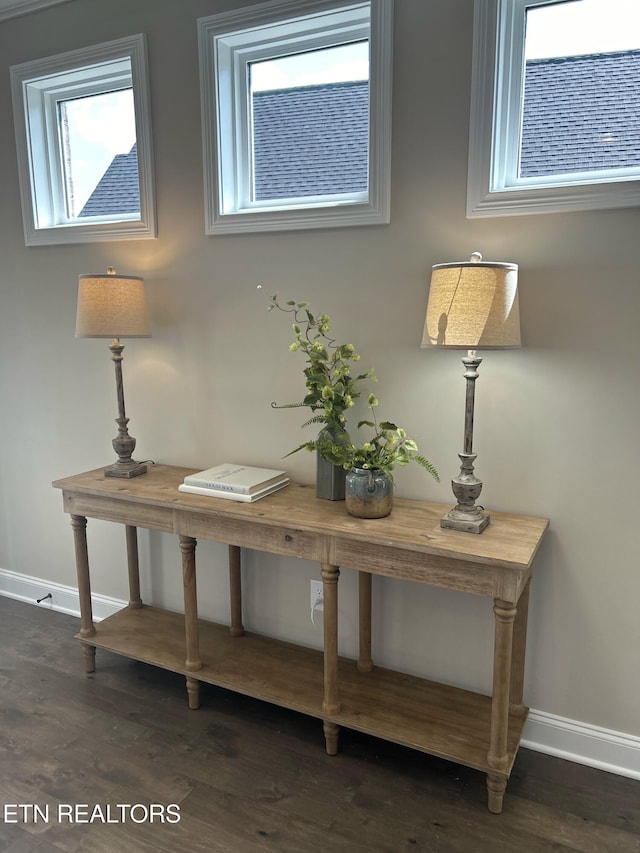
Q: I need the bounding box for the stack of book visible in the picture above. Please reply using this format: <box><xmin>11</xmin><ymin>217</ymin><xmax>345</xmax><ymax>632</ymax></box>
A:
<box><xmin>178</xmin><ymin>463</ymin><xmax>289</xmax><ymax>503</ymax></box>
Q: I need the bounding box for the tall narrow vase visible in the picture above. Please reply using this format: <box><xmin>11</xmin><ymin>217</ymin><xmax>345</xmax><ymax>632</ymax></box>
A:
<box><xmin>316</xmin><ymin>425</ymin><xmax>349</xmax><ymax>500</ymax></box>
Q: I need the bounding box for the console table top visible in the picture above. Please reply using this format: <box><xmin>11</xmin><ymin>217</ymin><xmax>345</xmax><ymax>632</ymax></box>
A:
<box><xmin>53</xmin><ymin>464</ymin><xmax>549</xmax><ymax>579</ymax></box>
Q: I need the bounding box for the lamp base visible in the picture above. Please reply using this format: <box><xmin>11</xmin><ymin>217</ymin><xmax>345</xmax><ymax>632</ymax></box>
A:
<box><xmin>442</xmin><ymin>450</ymin><xmax>489</xmax><ymax>534</ymax></box>
<box><xmin>104</xmin><ymin>460</ymin><xmax>148</xmax><ymax>479</ymax></box>
<box><xmin>440</xmin><ymin>507</ymin><xmax>489</xmax><ymax>534</ymax></box>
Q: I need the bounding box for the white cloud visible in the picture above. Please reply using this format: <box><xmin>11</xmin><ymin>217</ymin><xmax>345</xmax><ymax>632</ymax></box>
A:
<box><xmin>251</xmin><ymin>42</ymin><xmax>368</xmax><ymax>92</ymax></box>
<box><xmin>526</xmin><ymin>0</ymin><xmax>640</xmax><ymax>59</ymax></box>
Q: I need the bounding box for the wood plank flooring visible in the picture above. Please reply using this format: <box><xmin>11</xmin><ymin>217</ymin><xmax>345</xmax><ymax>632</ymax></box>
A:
<box><xmin>1</xmin><ymin>596</ymin><xmax>638</xmax><ymax>853</ymax></box>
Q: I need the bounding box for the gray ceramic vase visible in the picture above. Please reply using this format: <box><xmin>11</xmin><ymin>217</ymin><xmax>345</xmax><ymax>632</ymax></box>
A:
<box><xmin>345</xmin><ymin>467</ymin><xmax>393</xmax><ymax>518</ymax></box>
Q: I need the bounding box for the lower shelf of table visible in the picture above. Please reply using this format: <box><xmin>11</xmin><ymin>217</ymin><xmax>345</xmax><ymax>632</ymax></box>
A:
<box><xmin>76</xmin><ymin>605</ymin><xmax>527</xmax><ymax>777</ymax></box>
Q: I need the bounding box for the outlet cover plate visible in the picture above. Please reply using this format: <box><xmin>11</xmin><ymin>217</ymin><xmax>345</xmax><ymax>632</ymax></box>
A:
<box><xmin>310</xmin><ymin>579</ymin><xmax>323</xmax><ymax>611</ymax></box>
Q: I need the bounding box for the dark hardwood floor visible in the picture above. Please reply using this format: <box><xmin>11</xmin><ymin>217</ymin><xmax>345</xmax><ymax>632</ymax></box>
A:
<box><xmin>0</xmin><ymin>596</ymin><xmax>638</xmax><ymax>853</ymax></box>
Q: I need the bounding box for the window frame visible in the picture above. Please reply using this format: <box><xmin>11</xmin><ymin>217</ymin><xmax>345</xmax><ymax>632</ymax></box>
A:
<box><xmin>467</xmin><ymin>0</ymin><xmax>640</xmax><ymax>217</ymax></box>
<box><xmin>198</xmin><ymin>0</ymin><xmax>393</xmax><ymax>235</ymax></box>
<box><xmin>10</xmin><ymin>33</ymin><xmax>156</xmax><ymax>245</ymax></box>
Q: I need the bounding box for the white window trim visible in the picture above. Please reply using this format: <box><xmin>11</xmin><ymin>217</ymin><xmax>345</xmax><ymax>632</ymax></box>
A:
<box><xmin>467</xmin><ymin>0</ymin><xmax>640</xmax><ymax>217</ymax></box>
<box><xmin>10</xmin><ymin>33</ymin><xmax>157</xmax><ymax>245</ymax></box>
<box><xmin>198</xmin><ymin>0</ymin><xmax>393</xmax><ymax>235</ymax></box>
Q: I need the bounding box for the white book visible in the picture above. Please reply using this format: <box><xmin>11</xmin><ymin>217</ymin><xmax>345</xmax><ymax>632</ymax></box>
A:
<box><xmin>183</xmin><ymin>463</ymin><xmax>287</xmax><ymax>495</ymax></box>
<box><xmin>178</xmin><ymin>479</ymin><xmax>289</xmax><ymax>503</ymax></box>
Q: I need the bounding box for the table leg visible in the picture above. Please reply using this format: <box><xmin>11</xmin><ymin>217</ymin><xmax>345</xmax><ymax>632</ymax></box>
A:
<box><xmin>510</xmin><ymin>579</ymin><xmax>531</xmax><ymax>716</ymax></box>
<box><xmin>321</xmin><ymin>562</ymin><xmax>341</xmax><ymax>753</ymax></box>
<box><xmin>228</xmin><ymin>545</ymin><xmax>244</xmax><ymax>637</ymax></box>
<box><xmin>358</xmin><ymin>571</ymin><xmax>373</xmax><ymax>673</ymax></box>
<box><xmin>71</xmin><ymin>514</ymin><xmax>96</xmax><ymax>673</ymax></box>
<box><xmin>179</xmin><ymin>535</ymin><xmax>202</xmax><ymax>708</ymax></box>
<box><xmin>186</xmin><ymin>677</ymin><xmax>200</xmax><ymax>710</ymax></box>
<box><xmin>323</xmin><ymin>721</ymin><xmax>340</xmax><ymax>756</ymax></box>
<box><xmin>125</xmin><ymin>525</ymin><xmax>143</xmax><ymax>610</ymax></box>
<box><xmin>487</xmin><ymin>773</ymin><xmax>507</xmax><ymax>814</ymax></box>
<box><xmin>486</xmin><ymin>597</ymin><xmax>517</xmax><ymax>814</ymax></box>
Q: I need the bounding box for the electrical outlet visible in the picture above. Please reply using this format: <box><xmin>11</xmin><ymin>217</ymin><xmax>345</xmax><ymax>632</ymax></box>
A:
<box><xmin>310</xmin><ymin>579</ymin><xmax>324</xmax><ymax>611</ymax></box>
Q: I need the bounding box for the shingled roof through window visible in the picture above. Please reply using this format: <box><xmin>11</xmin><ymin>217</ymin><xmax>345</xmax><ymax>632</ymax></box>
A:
<box><xmin>79</xmin><ymin>51</ymin><xmax>640</xmax><ymax>217</ymax></box>
<box><xmin>521</xmin><ymin>49</ymin><xmax>640</xmax><ymax>177</ymax></box>
<box><xmin>79</xmin><ymin>143</ymin><xmax>139</xmax><ymax>217</ymax></box>
<box><xmin>252</xmin><ymin>80</ymin><xmax>369</xmax><ymax>199</ymax></box>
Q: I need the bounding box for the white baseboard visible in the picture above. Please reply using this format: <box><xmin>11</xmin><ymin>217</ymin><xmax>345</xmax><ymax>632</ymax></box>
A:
<box><xmin>522</xmin><ymin>709</ymin><xmax>640</xmax><ymax>780</ymax></box>
<box><xmin>0</xmin><ymin>568</ymin><xmax>124</xmax><ymax>622</ymax></box>
<box><xmin>1</xmin><ymin>568</ymin><xmax>639</xmax><ymax>781</ymax></box>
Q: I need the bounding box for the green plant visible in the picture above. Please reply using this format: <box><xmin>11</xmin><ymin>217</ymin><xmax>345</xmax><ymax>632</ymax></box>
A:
<box><xmin>316</xmin><ymin>394</ymin><xmax>440</xmax><ymax>482</ymax></box>
<box><xmin>269</xmin><ymin>295</ymin><xmax>438</xmax><ymax>482</ymax></box>
<box><xmin>269</xmin><ymin>295</ymin><xmax>375</xmax><ymax>438</ymax></box>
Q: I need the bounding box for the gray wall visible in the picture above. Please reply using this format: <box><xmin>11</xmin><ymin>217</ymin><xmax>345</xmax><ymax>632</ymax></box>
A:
<box><xmin>1</xmin><ymin>0</ymin><xmax>638</xmax><ymax>739</ymax></box>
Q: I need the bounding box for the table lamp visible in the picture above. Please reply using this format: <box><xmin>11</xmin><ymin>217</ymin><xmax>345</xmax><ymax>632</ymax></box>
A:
<box><xmin>422</xmin><ymin>252</ymin><xmax>520</xmax><ymax>533</ymax></box>
<box><xmin>75</xmin><ymin>267</ymin><xmax>151</xmax><ymax>478</ymax></box>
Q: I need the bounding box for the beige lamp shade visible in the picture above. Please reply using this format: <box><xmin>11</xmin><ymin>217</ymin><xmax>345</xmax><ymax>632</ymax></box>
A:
<box><xmin>421</xmin><ymin>257</ymin><xmax>520</xmax><ymax>349</ymax></box>
<box><xmin>76</xmin><ymin>270</ymin><xmax>151</xmax><ymax>338</ymax></box>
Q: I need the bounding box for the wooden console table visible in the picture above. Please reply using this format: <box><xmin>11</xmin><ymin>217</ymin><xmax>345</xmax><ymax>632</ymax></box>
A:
<box><xmin>53</xmin><ymin>465</ymin><xmax>548</xmax><ymax>813</ymax></box>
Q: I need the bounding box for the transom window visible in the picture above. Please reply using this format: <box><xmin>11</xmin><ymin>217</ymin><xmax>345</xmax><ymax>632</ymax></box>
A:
<box><xmin>468</xmin><ymin>0</ymin><xmax>640</xmax><ymax>217</ymax></box>
<box><xmin>10</xmin><ymin>34</ymin><xmax>156</xmax><ymax>245</ymax></box>
<box><xmin>198</xmin><ymin>0</ymin><xmax>393</xmax><ymax>234</ymax></box>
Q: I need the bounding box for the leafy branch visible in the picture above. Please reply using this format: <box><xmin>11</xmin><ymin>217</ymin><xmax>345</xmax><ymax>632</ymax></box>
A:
<box><xmin>306</xmin><ymin>394</ymin><xmax>439</xmax><ymax>482</ymax></box>
<box><xmin>269</xmin><ymin>295</ymin><xmax>375</xmax><ymax>434</ymax></box>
